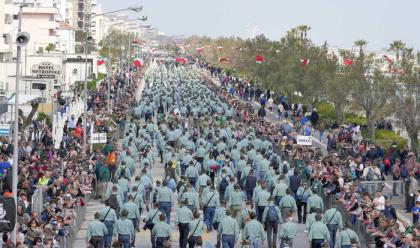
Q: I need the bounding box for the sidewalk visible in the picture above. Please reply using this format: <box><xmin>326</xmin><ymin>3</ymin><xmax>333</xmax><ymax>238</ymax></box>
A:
<box><xmin>52</xmin><ymin>100</ymin><xmax>84</xmax><ymax>148</ymax></box>
<box><xmin>73</xmin><ymin>77</ymin><xmax>146</xmax><ymax>247</ymax></box>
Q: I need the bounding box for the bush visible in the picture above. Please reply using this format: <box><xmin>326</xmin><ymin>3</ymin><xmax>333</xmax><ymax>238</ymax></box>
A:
<box><xmin>87</xmin><ymin>73</ymin><xmax>106</xmax><ymax>90</ymax></box>
<box><xmin>362</xmin><ymin>129</ymin><xmax>407</xmax><ymax>149</ymax></box>
<box><xmin>316</xmin><ymin>102</ymin><xmax>336</xmax><ymax>120</ymax></box>
<box><xmin>344</xmin><ymin>113</ymin><xmax>367</xmax><ymax>126</ymax></box>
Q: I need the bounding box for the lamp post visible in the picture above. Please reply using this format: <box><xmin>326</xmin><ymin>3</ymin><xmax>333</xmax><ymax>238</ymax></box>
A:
<box><xmin>106</xmin><ymin>17</ymin><xmax>147</xmax><ymax>112</ymax></box>
<box><xmin>12</xmin><ymin>2</ymin><xmax>31</xmax><ymax>244</ymax></box>
<box><xmin>82</xmin><ymin>6</ymin><xmax>143</xmax><ymax>153</ymax></box>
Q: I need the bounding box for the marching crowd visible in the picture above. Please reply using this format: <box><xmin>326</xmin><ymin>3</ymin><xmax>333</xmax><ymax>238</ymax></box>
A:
<box><xmin>84</xmin><ymin>59</ymin><xmax>420</xmax><ymax>248</ymax></box>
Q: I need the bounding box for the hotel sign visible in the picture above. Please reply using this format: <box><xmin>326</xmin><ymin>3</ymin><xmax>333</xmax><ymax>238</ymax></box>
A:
<box><xmin>31</xmin><ymin>61</ymin><xmax>61</xmax><ymax>79</ymax></box>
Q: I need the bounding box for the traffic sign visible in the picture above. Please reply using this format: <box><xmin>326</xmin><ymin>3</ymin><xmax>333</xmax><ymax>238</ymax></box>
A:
<box><xmin>0</xmin><ymin>124</ymin><xmax>11</xmax><ymax>136</ymax></box>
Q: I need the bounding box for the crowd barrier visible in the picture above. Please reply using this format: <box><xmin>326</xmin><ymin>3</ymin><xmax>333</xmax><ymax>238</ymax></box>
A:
<box><xmin>59</xmin><ymin>204</ymin><xmax>86</xmax><ymax>248</ymax></box>
<box><xmin>31</xmin><ymin>186</ymin><xmax>45</xmax><ymax>215</ymax></box>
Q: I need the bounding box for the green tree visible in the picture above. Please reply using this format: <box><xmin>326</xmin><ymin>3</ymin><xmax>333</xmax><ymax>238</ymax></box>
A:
<box><xmin>45</xmin><ymin>43</ymin><xmax>54</xmax><ymax>53</ymax></box>
<box><xmin>18</xmin><ymin>100</ymin><xmax>39</xmax><ymax>129</ymax></box>
<box><xmin>394</xmin><ymin>47</ymin><xmax>420</xmax><ymax>152</ymax></box>
<box><xmin>354</xmin><ymin>39</ymin><xmax>368</xmax><ymax>58</ymax></box>
<box><xmin>349</xmin><ymin>54</ymin><xmax>395</xmax><ymax>138</ymax></box>
<box><xmin>388</xmin><ymin>40</ymin><xmax>406</xmax><ymax>65</ymax></box>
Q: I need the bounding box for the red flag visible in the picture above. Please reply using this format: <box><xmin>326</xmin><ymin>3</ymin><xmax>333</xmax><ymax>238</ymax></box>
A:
<box><xmin>97</xmin><ymin>59</ymin><xmax>105</xmax><ymax>66</ymax></box>
<box><xmin>256</xmin><ymin>55</ymin><xmax>265</xmax><ymax>64</ymax></box>
<box><xmin>343</xmin><ymin>59</ymin><xmax>353</xmax><ymax>66</ymax></box>
<box><xmin>218</xmin><ymin>57</ymin><xmax>230</xmax><ymax>63</ymax></box>
<box><xmin>383</xmin><ymin>55</ymin><xmax>393</xmax><ymax>64</ymax></box>
<box><xmin>132</xmin><ymin>58</ymin><xmax>143</xmax><ymax>67</ymax></box>
<box><xmin>196</xmin><ymin>47</ymin><xmax>204</xmax><ymax>53</ymax></box>
<box><xmin>176</xmin><ymin>57</ymin><xmax>188</xmax><ymax>64</ymax></box>
<box><xmin>301</xmin><ymin>58</ymin><xmax>309</xmax><ymax>66</ymax></box>
<box><xmin>217</xmin><ymin>46</ymin><xmax>224</xmax><ymax>51</ymax></box>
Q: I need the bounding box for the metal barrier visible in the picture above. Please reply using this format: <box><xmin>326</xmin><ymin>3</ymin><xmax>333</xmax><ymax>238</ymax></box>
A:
<box><xmin>358</xmin><ymin>180</ymin><xmax>406</xmax><ymax>209</ymax></box>
<box><xmin>336</xmin><ymin>202</ymin><xmax>373</xmax><ymax>247</ymax></box>
<box><xmin>59</xmin><ymin>203</ymin><xmax>86</xmax><ymax>248</ymax></box>
<box><xmin>31</xmin><ymin>186</ymin><xmax>45</xmax><ymax>215</ymax></box>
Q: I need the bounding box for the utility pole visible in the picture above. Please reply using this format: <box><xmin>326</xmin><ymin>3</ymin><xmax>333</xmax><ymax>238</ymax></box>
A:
<box><xmin>12</xmin><ymin>3</ymin><xmax>28</xmax><ymax>244</ymax></box>
<box><xmin>107</xmin><ymin>35</ymin><xmax>112</xmax><ymax>113</ymax></box>
<box><xmin>83</xmin><ymin>39</ymin><xmax>88</xmax><ymax>152</ymax></box>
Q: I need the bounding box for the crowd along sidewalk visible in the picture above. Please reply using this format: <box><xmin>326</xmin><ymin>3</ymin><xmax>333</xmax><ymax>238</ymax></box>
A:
<box><xmin>52</xmin><ymin>99</ymin><xmax>84</xmax><ymax>149</ymax></box>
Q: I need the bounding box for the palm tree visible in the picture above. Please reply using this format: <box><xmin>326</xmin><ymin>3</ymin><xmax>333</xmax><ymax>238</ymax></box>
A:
<box><xmin>388</xmin><ymin>40</ymin><xmax>406</xmax><ymax>64</ymax></box>
<box><xmin>354</xmin><ymin>39</ymin><xmax>368</xmax><ymax>57</ymax></box>
<box><xmin>296</xmin><ymin>25</ymin><xmax>311</xmax><ymax>40</ymax></box>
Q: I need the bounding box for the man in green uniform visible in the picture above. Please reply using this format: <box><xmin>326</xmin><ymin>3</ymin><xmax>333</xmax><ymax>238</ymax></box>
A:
<box><xmin>202</xmin><ymin>185</ymin><xmax>219</xmax><ymax>231</ymax></box>
<box><xmin>242</xmin><ymin>211</ymin><xmax>266</xmax><ymax>247</ymax></box>
<box><xmin>307</xmin><ymin>189</ymin><xmax>324</xmax><ymax>213</ymax></box>
<box><xmin>278</xmin><ymin>189</ymin><xmax>297</xmax><ymax>220</ymax></box>
<box><xmin>217</xmin><ymin>210</ymin><xmax>239</xmax><ymax>248</ymax></box>
<box><xmin>121</xmin><ymin>195</ymin><xmax>141</xmax><ymax>236</ymax></box>
<box><xmin>157</xmin><ymin>180</ymin><xmax>174</xmax><ymax>224</ymax></box>
<box><xmin>272</xmin><ymin>175</ymin><xmax>288</xmax><ymax>206</ymax></box>
<box><xmin>262</xmin><ymin>197</ymin><xmax>282</xmax><ymax>248</ymax></box>
<box><xmin>85</xmin><ymin>212</ymin><xmax>108</xmax><ymax>248</ymax></box>
<box><xmin>255</xmin><ymin>183</ymin><xmax>270</xmax><ymax>222</ymax></box>
<box><xmin>152</xmin><ymin>214</ymin><xmax>172</xmax><ymax>248</ymax></box>
<box><xmin>228</xmin><ymin>184</ymin><xmax>245</xmax><ymax>220</ymax></box>
<box><xmin>188</xmin><ymin>211</ymin><xmax>205</xmax><ymax>247</ymax></box>
<box><xmin>296</xmin><ymin>182</ymin><xmax>312</xmax><ymax>223</ymax></box>
<box><xmin>113</xmin><ymin>209</ymin><xmax>134</xmax><ymax>248</ymax></box>
<box><xmin>278</xmin><ymin>212</ymin><xmax>297</xmax><ymax>248</ymax></box>
<box><xmin>175</xmin><ymin>200</ymin><xmax>193</xmax><ymax>248</ymax></box>
<box><xmin>144</xmin><ymin>202</ymin><xmax>162</xmax><ymax>248</ymax></box>
<box><xmin>100</xmin><ymin>199</ymin><xmax>118</xmax><ymax>248</ymax></box>
<box><xmin>305</xmin><ymin>207</ymin><xmax>319</xmax><ymax>233</ymax></box>
<box><xmin>322</xmin><ymin>203</ymin><xmax>343</xmax><ymax>248</ymax></box>
<box><xmin>337</xmin><ymin>222</ymin><xmax>359</xmax><ymax>248</ymax></box>
<box><xmin>180</xmin><ymin>184</ymin><xmax>199</xmax><ymax>211</ymax></box>
<box><xmin>308</xmin><ymin>214</ymin><xmax>330</xmax><ymax>248</ymax></box>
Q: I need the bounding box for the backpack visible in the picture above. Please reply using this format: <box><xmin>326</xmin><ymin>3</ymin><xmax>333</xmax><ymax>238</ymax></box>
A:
<box><xmin>366</xmin><ymin>168</ymin><xmax>375</xmax><ymax>180</ymax></box>
<box><xmin>107</xmin><ymin>151</ymin><xmax>118</xmax><ymax>166</ymax></box>
<box><xmin>152</xmin><ymin>190</ymin><xmax>159</xmax><ymax>204</ymax></box>
<box><xmin>270</xmin><ymin>156</ymin><xmax>279</xmax><ymax>170</ymax></box>
<box><xmin>282</xmin><ymin>164</ymin><xmax>288</xmax><ymax>175</ymax></box>
<box><xmin>219</xmin><ymin>176</ymin><xmax>229</xmax><ymax>193</ymax></box>
<box><xmin>245</xmin><ymin>175</ymin><xmax>257</xmax><ymax>190</ymax></box>
<box><xmin>177</xmin><ymin>181</ymin><xmax>184</xmax><ymax>193</ymax></box>
<box><xmin>108</xmin><ymin>194</ymin><xmax>119</xmax><ymax>210</ymax></box>
<box><xmin>267</xmin><ymin>206</ymin><xmax>278</xmax><ymax>223</ymax></box>
<box><xmin>119</xmin><ymin>166</ymin><xmax>126</xmax><ymax>178</ymax></box>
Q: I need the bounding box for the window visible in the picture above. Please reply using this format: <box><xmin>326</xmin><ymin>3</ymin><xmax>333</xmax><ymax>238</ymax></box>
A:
<box><xmin>4</xmin><ymin>14</ymin><xmax>12</xmax><ymax>25</ymax></box>
<box><xmin>13</xmin><ymin>15</ymin><xmax>18</xmax><ymax>20</ymax></box>
<box><xmin>3</xmin><ymin>34</ymin><xmax>11</xmax><ymax>45</ymax></box>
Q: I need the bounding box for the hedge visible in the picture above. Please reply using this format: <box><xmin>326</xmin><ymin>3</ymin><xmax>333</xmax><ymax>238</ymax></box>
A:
<box><xmin>362</xmin><ymin>129</ymin><xmax>407</xmax><ymax>149</ymax></box>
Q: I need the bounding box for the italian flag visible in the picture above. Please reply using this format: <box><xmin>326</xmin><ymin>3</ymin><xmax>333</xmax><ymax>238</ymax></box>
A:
<box><xmin>132</xmin><ymin>58</ymin><xmax>143</xmax><ymax>67</ymax></box>
<box><xmin>256</xmin><ymin>55</ymin><xmax>265</xmax><ymax>64</ymax></box>
<box><xmin>97</xmin><ymin>59</ymin><xmax>105</xmax><ymax>66</ymax></box>
<box><xmin>301</xmin><ymin>58</ymin><xmax>309</xmax><ymax>66</ymax></box>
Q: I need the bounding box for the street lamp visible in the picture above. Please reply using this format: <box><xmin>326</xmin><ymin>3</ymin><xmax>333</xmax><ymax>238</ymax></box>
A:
<box><xmin>82</xmin><ymin>6</ymin><xmax>142</xmax><ymax>153</ymax></box>
<box><xmin>12</xmin><ymin>3</ymin><xmax>31</xmax><ymax>244</ymax></box>
<box><xmin>106</xmin><ymin>17</ymin><xmax>147</xmax><ymax>113</ymax></box>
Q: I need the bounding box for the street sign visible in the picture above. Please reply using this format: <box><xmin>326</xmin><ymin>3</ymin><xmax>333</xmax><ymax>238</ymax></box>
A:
<box><xmin>31</xmin><ymin>61</ymin><xmax>61</xmax><ymax>79</ymax></box>
<box><xmin>91</xmin><ymin>133</ymin><xmax>107</xmax><ymax>144</ymax></box>
<box><xmin>296</xmin><ymin>135</ymin><xmax>312</xmax><ymax>146</ymax></box>
<box><xmin>0</xmin><ymin>124</ymin><xmax>10</xmax><ymax>136</ymax></box>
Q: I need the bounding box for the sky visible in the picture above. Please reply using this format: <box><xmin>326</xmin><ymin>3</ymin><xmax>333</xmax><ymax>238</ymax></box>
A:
<box><xmin>99</xmin><ymin>0</ymin><xmax>419</xmax><ymax>50</ymax></box>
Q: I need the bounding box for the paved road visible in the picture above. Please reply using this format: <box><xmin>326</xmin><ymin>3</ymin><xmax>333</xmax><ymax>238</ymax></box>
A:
<box><xmin>75</xmin><ymin>65</ymin><xmax>311</xmax><ymax>247</ymax></box>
